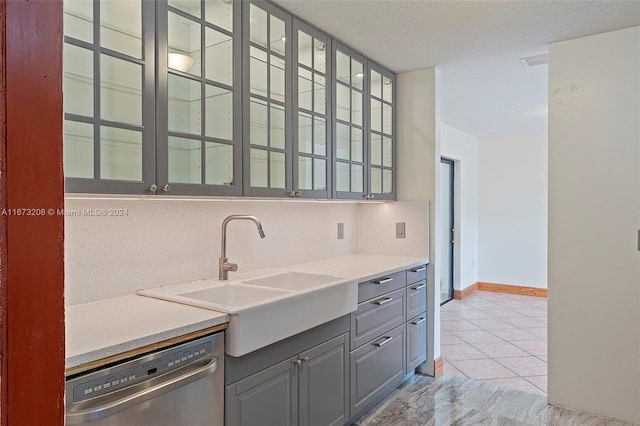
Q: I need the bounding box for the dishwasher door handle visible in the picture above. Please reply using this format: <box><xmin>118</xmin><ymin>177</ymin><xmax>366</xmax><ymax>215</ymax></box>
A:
<box><xmin>66</xmin><ymin>357</ymin><xmax>219</xmax><ymax>425</ymax></box>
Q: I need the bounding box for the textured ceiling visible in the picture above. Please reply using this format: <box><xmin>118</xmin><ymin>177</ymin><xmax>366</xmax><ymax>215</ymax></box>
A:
<box><xmin>271</xmin><ymin>0</ymin><xmax>640</xmax><ymax>138</ymax></box>
<box><xmin>271</xmin><ymin>0</ymin><xmax>640</xmax><ymax>72</ymax></box>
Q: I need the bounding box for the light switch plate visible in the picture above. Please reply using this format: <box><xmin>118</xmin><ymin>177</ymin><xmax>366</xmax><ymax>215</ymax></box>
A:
<box><xmin>338</xmin><ymin>223</ymin><xmax>344</xmax><ymax>240</ymax></box>
<box><xmin>396</xmin><ymin>222</ymin><xmax>406</xmax><ymax>239</ymax></box>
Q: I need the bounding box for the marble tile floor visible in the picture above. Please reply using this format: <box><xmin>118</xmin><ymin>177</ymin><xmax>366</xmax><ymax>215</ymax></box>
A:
<box><xmin>355</xmin><ymin>374</ymin><xmax>633</xmax><ymax>426</ymax></box>
<box><xmin>441</xmin><ymin>291</ymin><xmax>548</xmax><ymax>395</ymax></box>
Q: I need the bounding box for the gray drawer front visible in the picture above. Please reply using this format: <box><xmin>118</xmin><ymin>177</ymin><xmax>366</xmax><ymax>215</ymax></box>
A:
<box><xmin>358</xmin><ymin>270</ymin><xmax>406</xmax><ymax>303</ymax></box>
<box><xmin>406</xmin><ymin>265</ymin><xmax>427</xmax><ymax>285</ymax></box>
<box><xmin>350</xmin><ymin>324</ymin><xmax>406</xmax><ymax>418</ymax></box>
<box><xmin>351</xmin><ymin>287</ymin><xmax>406</xmax><ymax>349</ymax></box>
<box><xmin>406</xmin><ymin>280</ymin><xmax>427</xmax><ymax>320</ymax></box>
<box><xmin>407</xmin><ymin>313</ymin><xmax>427</xmax><ymax>371</ymax></box>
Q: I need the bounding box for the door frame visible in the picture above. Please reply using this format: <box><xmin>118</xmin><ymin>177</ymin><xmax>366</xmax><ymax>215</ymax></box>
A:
<box><xmin>1</xmin><ymin>1</ymin><xmax>66</xmax><ymax>424</ymax></box>
<box><xmin>440</xmin><ymin>157</ymin><xmax>455</xmax><ymax>305</ymax></box>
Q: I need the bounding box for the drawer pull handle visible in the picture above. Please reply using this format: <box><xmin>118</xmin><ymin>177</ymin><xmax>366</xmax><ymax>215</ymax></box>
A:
<box><xmin>412</xmin><ymin>317</ymin><xmax>426</xmax><ymax>325</ymax></box>
<box><xmin>411</xmin><ymin>267</ymin><xmax>427</xmax><ymax>273</ymax></box>
<box><xmin>411</xmin><ymin>284</ymin><xmax>426</xmax><ymax>291</ymax></box>
<box><xmin>374</xmin><ymin>278</ymin><xmax>393</xmax><ymax>285</ymax></box>
<box><xmin>374</xmin><ymin>297</ymin><xmax>393</xmax><ymax>305</ymax></box>
<box><xmin>373</xmin><ymin>336</ymin><xmax>393</xmax><ymax>347</ymax></box>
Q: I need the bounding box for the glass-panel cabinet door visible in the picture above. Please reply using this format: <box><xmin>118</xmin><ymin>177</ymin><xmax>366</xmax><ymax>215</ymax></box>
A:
<box><xmin>157</xmin><ymin>0</ymin><xmax>241</xmax><ymax>196</ymax></box>
<box><xmin>292</xmin><ymin>20</ymin><xmax>331</xmax><ymax>198</ymax></box>
<box><xmin>333</xmin><ymin>43</ymin><xmax>367</xmax><ymax>199</ymax></box>
<box><xmin>368</xmin><ymin>64</ymin><xmax>395</xmax><ymax>200</ymax></box>
<box><xmin>63</xmin><ymin>0</ymin><xmax>155</xmax><ymax>193</ymax></box>
<box><xmin>243</xmin><ymin>1</ymin><xmax>292</xmax><ymax>197</ymax></box>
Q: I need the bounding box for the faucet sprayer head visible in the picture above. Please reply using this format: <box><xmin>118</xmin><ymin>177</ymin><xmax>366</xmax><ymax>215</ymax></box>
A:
<box><xmin>257</xmin><ymin>224</ymin><xmax>266</xmax><ymax>238</ymax></box>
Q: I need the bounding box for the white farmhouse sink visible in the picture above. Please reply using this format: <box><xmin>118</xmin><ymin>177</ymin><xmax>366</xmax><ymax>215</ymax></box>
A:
<box><xmin>242</xmin><ymin>271</ymin><xmax>344</xmax><ymax>290</ymax></box>
<box><xmin>139</xmin><ymin>271</ymin><xmax>357</xmax><ymax>357</ymax></box>
<box><xmin>178</xmin><ymin>284</ymin><xmax>291</xmax><ymax>309</ymax></box>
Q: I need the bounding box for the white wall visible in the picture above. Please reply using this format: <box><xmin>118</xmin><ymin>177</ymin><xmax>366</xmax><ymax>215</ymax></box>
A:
<box><xmin>359</xmin><ymin>201</ymin><xmax>429</xmax><ymax>259</ymax></box>
<box><xmin>548</xmin><ymin>26</ymin><xmax>640</xmax><ymax>423</ymax></box>
<box><xmin>478</xmin><ymin>132</ymin><xmax>548</xmax><ymax>288</ymax></box>
<box><xmin>397</xmin><ymin>67</ymin><xmax>441</xmax><ymax>371</ymax></box>
<box><xmin>441</xmin><ymin>123</ymin><xmax>479</xmax><ymax>291</ymax></box>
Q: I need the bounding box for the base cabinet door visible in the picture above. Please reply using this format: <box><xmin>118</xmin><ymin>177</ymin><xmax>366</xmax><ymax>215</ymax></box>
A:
<box><xmin>299</xmin><ymin>334</ymin><xmax>349</xmax><ymax>426</ymax></box>
<box><xmin>407</xmin><ymin>313</ymin><xmax>427</xmax><ymax>371</ymax></box>
<box><xmin>226</xmin><ymin>357</ymin><xmax>298</xmax><ymax>426</ymax></box>
<box><xmin>350</xmin><ymin>324</ymin><xmax>405</xmax><ymax>417</ymax></box>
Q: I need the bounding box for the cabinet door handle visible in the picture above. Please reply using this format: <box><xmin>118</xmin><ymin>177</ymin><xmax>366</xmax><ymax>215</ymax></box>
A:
<box><xmin>302</xmin><ymin>356</ymin><xmax>309</xmax><ymax>363</ymax></box>
<box><xmin>411</xmin><ymin>284</ymin><xmax>426</xmax><ymax>291</ymax></box>
<box><xmin>412</xmin><ymin>317</ymin><xmax>426</xmax><ymax>325</ymax></box>
<box><xmin>374</xmin><ymin>297</ymin><xmax>393</xmax><ymax>306</ymax></box>
<box><xmin>373</xmin><ymin>336</ymin><xmax>393</xmax><ymax>347</ymax></box>
<box><xmin>411</xmin><ymin>266</ymin><xmax>426</xmax><ymax>273</ymax></box>
<box><xmin>293</xmin><ymin>359</ymin><xmax>302</xmax><ymax>366</ymax></box>
<box><xmin>374</xmin><ymin>278</ymin><xmax>393</xmax><ymax>285</ymax></box>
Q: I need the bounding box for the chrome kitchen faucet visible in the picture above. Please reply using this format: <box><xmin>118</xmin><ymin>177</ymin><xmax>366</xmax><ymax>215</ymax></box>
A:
<box><xmin>219</xmin><ymin>215</ymin><xmax>266</xmax><ymax>280</ymax></box>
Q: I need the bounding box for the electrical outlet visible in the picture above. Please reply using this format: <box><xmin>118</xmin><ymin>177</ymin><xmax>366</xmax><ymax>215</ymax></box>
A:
<box><xmin>337</xmin><ymin>223</ymin><xmax>344</xmax><ymax>240</ymax></box>
<box><xmin>396</xmin><ymin>222</ymin><xmax>406</xmax><ymax>239</ymax></box>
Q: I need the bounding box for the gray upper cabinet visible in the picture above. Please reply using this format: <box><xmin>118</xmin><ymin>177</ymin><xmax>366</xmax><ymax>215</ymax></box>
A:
<box><xmin>368</xmin><ymin>63</ymin><xmax>396</xmax><ymax>201</ymax></box>
<box><xmin>156</xmin><ymin>0</ymin><xmax>243</xmax><ymax>196</ymax></box>
<box><xmin>333</xmin><ymin>44</ymin><xmax>396</xmax><ymax>201</ymax></box>
<box><xmin>292</xmin><ymin>21</ymin><xmax>332</xmax><ymax>199</ymax></box>
<box><xmin>242</xmin><ymin>0</ymin><xmax>293</xmax><ymax>198</ymax></box>
<box><xmin>63</xmin><ymin>0</ymin><xmax>156</xmax><ymax>194</ymax></box>
<box><xmin>63</xmin><ymin>0</ymin><xmax>243</xmax><ymax>196</ymax></box>
<box><xmin>63</xmin><ymin>0</ymin><xmax>396</xmax><ymax>200</ymax></box>
<box><xmin>333</xmin><ymin>43</ymin><xmax>368</xmax><ymax>200</ymax></box>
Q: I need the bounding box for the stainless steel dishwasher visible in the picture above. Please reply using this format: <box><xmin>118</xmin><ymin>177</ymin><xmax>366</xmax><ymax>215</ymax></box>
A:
<box><xmin>66</xmin><ymin>332</ymin><xmax>224</xmax><ymax>426</ymax></box>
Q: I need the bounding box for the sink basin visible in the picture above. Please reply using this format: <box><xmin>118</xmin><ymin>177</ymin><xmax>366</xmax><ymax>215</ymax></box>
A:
<box><xmin>177</xmin><ymin>284</ymin><xmax>292</xmax><ymax>309</ymax></box>
<box><xmin>139</xmin><ymin>271</ymin><xmax>358</xmax><ymax>357</ymax></box>
<box><xmin>242</xmin><ymin>271</ymin><xmax>344</xmax><ymax>291</ymax></box>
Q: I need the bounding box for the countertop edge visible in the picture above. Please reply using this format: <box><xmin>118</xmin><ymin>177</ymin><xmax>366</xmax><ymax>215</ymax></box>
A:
<box><xmin>65</xmin><ymin>316</ymin><xmax>228</xmax><ymax>372</ymax></box>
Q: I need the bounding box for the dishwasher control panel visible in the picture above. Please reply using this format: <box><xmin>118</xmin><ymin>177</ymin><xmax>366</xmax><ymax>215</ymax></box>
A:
<box><xmin>71</xmin><ymin>338</ymin><xmax>213</xmax><ymax>403</ymax></box>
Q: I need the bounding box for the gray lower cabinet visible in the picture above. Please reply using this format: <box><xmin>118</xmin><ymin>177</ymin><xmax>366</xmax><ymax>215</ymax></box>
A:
<box><xmin>226</xmin><ymin>355</ymin><xmax>298</xmax><ymax>426</ymax></box>
<box><xmin>407</xmin><ymin>313</ymin><xmax>427</xmax><ymax>371</ymax></box>
<box><xmin>350</xmin><ymin>324</ymin><xmax>406</xmax><ymax>417</ymax></box>
<box><xmin>406</xmin><ymin>280</ymin><xmax>427</xmax><ymax>320</ymax></box>
<box><xmin>227</xmin><ymin>265</ymin><xmax>428</xmax><ymax>425</ymax></box>
<box><xmin>226</xmin><ymin>333</ymin><xmax>349</xmax><ymax>426</ymax></box>
<box><xmin>299</xmin><ymin>334</ymin><xmax>349</xmax><ymax>426</ymax></box>
<box><xmin>406</xmin><ymin>265</ymin><xmax>427</xmax><ymax>286</ymax></box>
<box><xmin>351</xmin><ymin>287</ymin><xmax>406</xmax><ymax>349</ymax></box>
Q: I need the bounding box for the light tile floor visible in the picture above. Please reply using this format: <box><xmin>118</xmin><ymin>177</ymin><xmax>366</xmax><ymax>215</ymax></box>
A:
<box><xmin>441</xmin><ymin>290</ymin><xmax>548</xmax><ymax>395</ymax></box>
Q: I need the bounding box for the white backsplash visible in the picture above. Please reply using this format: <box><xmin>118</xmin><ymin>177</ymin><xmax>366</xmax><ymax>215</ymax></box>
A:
<box><xmin>65</xmin><ymin>198</ymin><xmax>428</xmax><ymax>305</ymax></box>
<box><xmin>358</xmin><ymin>201</ymin><xmax>430</xmax><ymax>258</ymax></box>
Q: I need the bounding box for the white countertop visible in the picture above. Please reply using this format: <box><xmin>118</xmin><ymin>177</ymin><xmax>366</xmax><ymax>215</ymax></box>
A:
<box><xmin>66</xmin><ymin>254</ymin><xmax>427</xmax><ymax>369</ymax></box>
<box><xmin>286</xmin><ymin>254</ymin><xmax>428</xmax><ymax>282</ymax></box>
<box><xmin>66</xmin><ymin>295</ymin><xmax>228</xmax><ymax>369</ymax></box>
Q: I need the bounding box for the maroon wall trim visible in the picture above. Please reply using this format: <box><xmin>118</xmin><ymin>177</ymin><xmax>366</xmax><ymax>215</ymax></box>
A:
<box><xmin>0</xmin><ymin>0</ymin><xmax>7</xmax><ymax>422</ymax></box>
<box><xmin>3</xmin><ymin>0</ymin><xmax>65</xmax><ymax>424</ymax></box>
